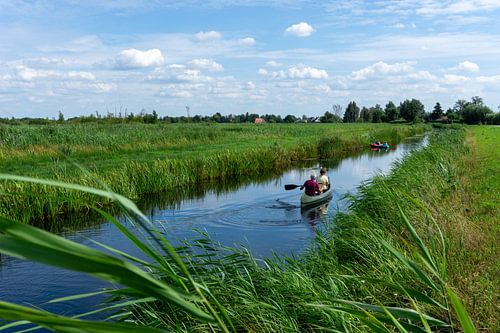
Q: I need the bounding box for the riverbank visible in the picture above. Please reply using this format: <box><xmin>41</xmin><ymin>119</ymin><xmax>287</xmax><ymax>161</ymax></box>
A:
<box><xmin>0</xmin><ymin>126</ymin><xmax>496</xmax><ymax>332</ymax></box>
<box><xmin>126</xmin><ymin>126</ymin><xmax>497</xmax><ymax>332</ymax></box>
<box><xmin>0</xmin><ymin>123</ymin><xmax>425</xmax><ymax>225</ymax></box>
<box><xmin>448</xmin><ymin>126</ymin><xmax>499</xmax><ymax>330</ymax></box>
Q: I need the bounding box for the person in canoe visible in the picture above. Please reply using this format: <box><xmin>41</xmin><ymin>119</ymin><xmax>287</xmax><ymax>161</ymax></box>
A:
<box><xmin>300</xmin><ymin>174</ymin><xmax>320</xmax><ymax>196</ymax></box>
<box><xmin>318</xmin><ymin>167</ymin><xmax>330</xmax><ymax>193</ymax></box>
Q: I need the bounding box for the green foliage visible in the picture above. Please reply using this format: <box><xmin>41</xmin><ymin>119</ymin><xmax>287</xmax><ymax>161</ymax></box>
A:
<box><xmin>0</xmin><ymin>127</ymin><xmax>486</xmax><ymax>333</ymax></box>
<box><xmin>0</xmin><ymin>123</ymin><xmax>426</xmax><ymax>225</ymax></box>
<box><xmin>384</xmin><ymin>101</ymin><xmax>399</xmax><ymax>122</ymax></box>
<box><xmin>0</xmin><ymin>176</ymin><xmax>231</xmax><ymax>333</ymax></box>
<box><xmin>343</xmin><ymin>101</ymin><xmax>360</xmax><ymax>123</ymax></box>
<box><xmin>399</xmin><ymin>99</ymin><xmax>425</xmax><ymax>122</ymax></box>
<box><xmin>462</xmin><ymin>104</ymin><xmax>493</xmax><ymax>124</ymax></box>
<box><xmin>430</xmin><ymin>102</ymin><xmax>444</xmax><ymax>121</ymax></box>
<box><xmin>371</xmin><ymin>104</ymin><xmax>384</xmax><ymax>123</ymax></box>
<box><xmin>320</xmin><ymin>111</ymin><xmax>342</xmax><ymax>123</ymax></box>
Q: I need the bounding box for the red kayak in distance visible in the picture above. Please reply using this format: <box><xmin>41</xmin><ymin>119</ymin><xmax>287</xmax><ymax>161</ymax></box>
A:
<box><xmin>370</xmin><ymin>143</ymin><xmax>390</xmax><ymax>149</ymax></box>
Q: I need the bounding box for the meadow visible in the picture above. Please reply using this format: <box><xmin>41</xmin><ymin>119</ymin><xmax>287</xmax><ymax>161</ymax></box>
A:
<box><xmin>0</xmin><ymin>122</ymin><xmax>425</xmax><ymax>225</ymax></box>
<box><xmin>1</xmin><ymin>125</ymin><xmax>496</xmax><ymax>332</ymax></box>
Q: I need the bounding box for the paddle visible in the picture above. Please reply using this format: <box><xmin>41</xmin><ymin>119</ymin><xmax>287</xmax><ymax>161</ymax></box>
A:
<box><xmin>285</xmin><ymin>182</ymin><xmax>325</xmax><ymax>190</ymax></box>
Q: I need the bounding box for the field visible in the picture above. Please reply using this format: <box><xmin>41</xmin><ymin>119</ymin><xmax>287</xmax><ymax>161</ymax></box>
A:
<box><xmin>0</xmin><ymin>123</ymin><xmax>425</xmax><ymax>225</ymax></box>
<box><xmin>0</xmin><ymin>124</ymin><xmax>497</xmax><ymax>333</ymax></box>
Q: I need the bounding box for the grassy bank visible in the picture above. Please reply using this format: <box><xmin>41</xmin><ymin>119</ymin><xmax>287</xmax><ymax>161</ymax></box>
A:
<box><xmin>0</xmin><ymin>126</ymin><xmax>496</xmax><ymax>332</ymax></box>
<box><xmin>0</xmin><ymin>123</ymin><xmax>425</xmax><ymax>225</ymax></box>
<box><xmin>447</xmin><ymin>126</ymin><xmax>499</xmax><ymax>330</ymax></box>
<box><xmin>125</xmin><ymin>126</ymin><xmax>495</xmax><ymax>332</ymax></box>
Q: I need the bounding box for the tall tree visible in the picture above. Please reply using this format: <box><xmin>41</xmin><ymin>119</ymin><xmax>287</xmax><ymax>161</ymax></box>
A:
<box><xmin>430</xmin><ymin>102</ymin><xmax>444</xmax><ymax>120</ymax></box>
<box><xmin>371</xmin><ymin>104</ymin><xmax>384</xmax><ymax>123</ymax></box>
<box><xmin>57</xmin><ymin>111</ymin><xmax>65</xmax><ymax>124</ymax></box>
<box><xmin>471</xmin><ymin>96</ymin><xmax>484</xmax><ymax>105</ymax></box>
<box><xmin>453</xmin><ymin>99</ymin><xmax>468</xmax><ymax>116</ymax></box>
<box><xmin>332</xmin><ymin>104</ymin><xmax>343</xmax><ymax>118</ymax></box>
<box><xmin>360</xmin><ymin>107</ymin><xmax>373</xmax><ymax>122</ymax></box>
<box><xmin>284</xmin><ymin>114</ymin><xmax>297</xmax><ymax>123</ymax></box>
<box><xmin>343</xmin><ymin>101</ymin><xmax>360</xmax><ymax>123</ymax></box>
<box><xmin>384</xmin><ymin>101</ymin><xmax>398</xmax><ymax>122</ymax></box>
<box><xmin>462</xmin><ymin>104</ymin><xmax>493</xmax><ymax>124</ymax></box>
<box><xmin>399</xmin><ymin>99</ymin><xmax>425</xmax><ymax>122</ymax></box>
<box><xmin>320</xmin><ymin>111</ymin><xmax>341</xmax><ymax>123</ymax></box>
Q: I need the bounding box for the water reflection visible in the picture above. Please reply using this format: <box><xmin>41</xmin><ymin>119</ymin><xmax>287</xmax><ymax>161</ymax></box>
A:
<box><xmin>301</xmin><ymin>202</ymin><xmax>331</xmax><ymax>226</ymax></box>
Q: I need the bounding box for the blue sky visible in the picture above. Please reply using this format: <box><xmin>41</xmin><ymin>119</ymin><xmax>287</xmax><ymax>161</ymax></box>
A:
<box><xmin>1</xmin><ymin>0</ymin><xmax>499</xmax><ymax>118</ymax></box>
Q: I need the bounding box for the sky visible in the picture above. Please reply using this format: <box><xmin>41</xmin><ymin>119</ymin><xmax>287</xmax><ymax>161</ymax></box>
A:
<box><xmin>1</xmin><ymin>0</ymin><xmax>499</xmax><ymax>119</ymax></box>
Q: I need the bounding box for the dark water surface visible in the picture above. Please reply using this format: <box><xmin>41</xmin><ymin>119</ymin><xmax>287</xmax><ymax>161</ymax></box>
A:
<box><xmin>0</xmin><ymin>135</ymin><xmax>427</xmax><ymax>329</ymax></box>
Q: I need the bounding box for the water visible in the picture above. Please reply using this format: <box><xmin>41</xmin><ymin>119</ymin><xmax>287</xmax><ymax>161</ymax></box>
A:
<box><xmin>0</xmin><ymin>135</ymin><xmax>427</xmax><ymax>330</ymax></box>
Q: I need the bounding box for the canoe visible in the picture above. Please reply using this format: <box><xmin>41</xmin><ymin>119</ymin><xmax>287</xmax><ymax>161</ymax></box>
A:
<box><xmin>370</xmin><ymin>143</ymin><xmax>389</xmax><ymax>149</ymax></box>
<box><xmin>300</xmin><ymin>188</ymin><xmax>333</xmax><ymax>207</ymax></box>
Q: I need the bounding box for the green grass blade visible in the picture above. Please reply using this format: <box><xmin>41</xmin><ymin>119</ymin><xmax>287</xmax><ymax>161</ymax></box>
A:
<box><xmin>0</xmin><ymin>174</ymin><xmax>154</xmax><ymax>232</ymax></box>
<box><xmin>379</xmin><ymin>238</ymin><xmax>440</xmax><ymax>291</ymax></box>
<box><xmin>333</xmin><ymin>299</ymin><xmax>449</xmax><ymax>326</ymax></box>
<box><xmin>397</xmin><ymin>206</ymin><xmax>438</xmax><ymax>273</ymax></box>
<box><xmin>446</xmin><ymin>286</ymin><xmax>477</xmax><ymax>333</ymax></box>
<box><xmin>0</xmin><ymin>301</ymin><xmax>167</xmax><ymax>333</ymax></box>
<box><xmin>337</xmin><ymin>275</ymin><xmax>446</xmax><ymax>310</ymax></box>
<box><xmin>0</xmin><ymin>216</ymin><xmax>212</xmax><ymax>322</ymax></box>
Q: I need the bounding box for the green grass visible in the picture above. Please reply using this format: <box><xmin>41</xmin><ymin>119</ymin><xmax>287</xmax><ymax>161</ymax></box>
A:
<box><xmin>124</xmin><ymin>126</ymin><xmax>486</xmax><ymax>332</ymax></box>
<box><xmin>444</xmin><ymin>126</ymin><xmax>499</xmax><ymax>330</ymax></box>
<box><xmin>1</xmin><ymin>126</ymin><xmax>492</xmax><ymax>333</ymax></box>
<box><xmin>0</xmin><ymin>123</ymin><xmax>426</xmax><ymax>225</ymax></box>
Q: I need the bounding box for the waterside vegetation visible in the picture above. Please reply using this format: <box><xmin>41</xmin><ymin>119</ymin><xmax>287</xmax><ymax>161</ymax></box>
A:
<box><xmin>1</xmin><ymin>126</ymin><xmax>497</xmax><ymax>332</ymax></box>
<box><xmin>0</xmin><ymin>123</ymin><xmax>426</xmax><ymax>225</ymax></box>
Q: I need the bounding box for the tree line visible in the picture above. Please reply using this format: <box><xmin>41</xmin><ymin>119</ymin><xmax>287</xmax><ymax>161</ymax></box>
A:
<box><xmin>335</xmin><ymin>96</ymin><xmax>499</xmax><ymax>125</ymax></box>
<box><xmin>1</xmin><ymin>96</ymin><xmax>499</xmax><ymax>125</ymax></box>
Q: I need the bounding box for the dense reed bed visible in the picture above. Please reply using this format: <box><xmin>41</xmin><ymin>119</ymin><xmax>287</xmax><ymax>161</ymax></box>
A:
<box><xmin>1</xmin><ymin>126</ymin><xmax>494</xmax><ymax>332</ymax></box>
<box><xmin>0</xmin><ymin>123</ymin><xmax>425</xmax><ymax>225</ymax></box>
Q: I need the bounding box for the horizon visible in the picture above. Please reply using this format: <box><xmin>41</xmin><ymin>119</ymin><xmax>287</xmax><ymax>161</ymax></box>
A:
<box><xmin>1</xmin><ymin>1</ymin><xmax>500</xmax><ymax>118</ymax></box>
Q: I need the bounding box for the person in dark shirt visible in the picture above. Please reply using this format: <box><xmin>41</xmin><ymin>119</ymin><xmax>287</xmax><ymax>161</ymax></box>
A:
<box><xmin>300</xmin><ymin>174</ymin><xmax>320</xmax><ymax>196</ymax></box>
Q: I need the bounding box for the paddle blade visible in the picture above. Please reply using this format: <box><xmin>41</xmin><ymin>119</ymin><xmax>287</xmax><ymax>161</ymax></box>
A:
<box><xmin>284</xmin><ymin>184</ymin><xmax>301</xmax><ymax>190</ymax></box>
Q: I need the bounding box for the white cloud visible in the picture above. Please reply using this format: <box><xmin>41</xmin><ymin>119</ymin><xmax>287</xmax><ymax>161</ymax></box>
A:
<box><xmin>285</xmin><ymin>22</ymin><xmax>314</xmax><ymax>37</ymax></box>
<box><xmin>393</xmin><ymin>22</ymin><xmax>416</xmax><ymax>29</ymax></box>
<box><xmin>59</xmin><ymin>81</ymin><xmax>116</xmax><ymax>94</ymax></box>
<box><xmin>476</xmin><ymin>75</ymin><xmax>500</xmax><ymax>83</ymax></box>
<box><xmin>416</xmin><ymin>0</ymin><xmax>500</xmax><ymax>16</ymax></box>
<box><xmin>258</xmin><ymin>68</ymin><xmax>268</xmax><ymax>75</ymax></box>
<box><xmin>90</xmin><ymin>83</ymin><xmax>115</xmax><ymax>93</ymax></box>
<box><xmin>14</xmin><ymin>65</ymin><xmax>96</xmax><ymax>82</ymax></box>
<box><xmin>195</xmin><ymin>30</ymin><xmax>222</xmax><ymax>41</ymax></box>
<box><xmin>176</xmin><ymin>69</ymin><xmax>212</xmax><ymax>83</ymax></box>
<box><xmin>444</xmin><ymin>74</ymin><xmax>469</xmax><ymax>84</ymax></box>
<box><xmin>159</xmin><ymin>90</ymin><xmax>192</xmax><ymax>98</ymax></box>
<box><xmin>457</xmin><ymin>60</ymin><xmax>479</xmax><ymax>72</ymax></box>
<box><xmin>187</xmin><ymin>58</ymin><xmax>224</xmax><ymax>72</ymax></box>
<box><xmin>407</xmin><ymin>71</ymin><xmax>437</xmax><ymax>81</ymax></box>
<box><xmin>238</xmin><ymin>37</ymin><xmax>256</xmax><ymax>45</ymax></box>
<box><xmin>270</xmin><ymin>65</ymin><xmax>328</xmax><ymax>80</ymax></box>
<box><xmin>351</xmin><ymin>61</ymin><xmax>415</xmax><ymax>81</ymax></box>
<box><xmin>266</xmin><ymin>60</ymin><xmax>282</xmax><ymax>67</ymax></box>
<box><xmin>115</xmin><ymin>48</ymin><xmax>164</xmax><ymax>69</ymax></box>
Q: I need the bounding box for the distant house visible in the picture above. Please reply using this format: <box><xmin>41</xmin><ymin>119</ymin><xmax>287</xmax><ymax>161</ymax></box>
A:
<box><xmin>254</xmin><ymin>117</ymin><xmax>266</xmax><ymax>124</ymax></box>
<box><xmin>307</xmin><ymin>117</ymin><xmax>321</xmax><ymax>123</ymax></box>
